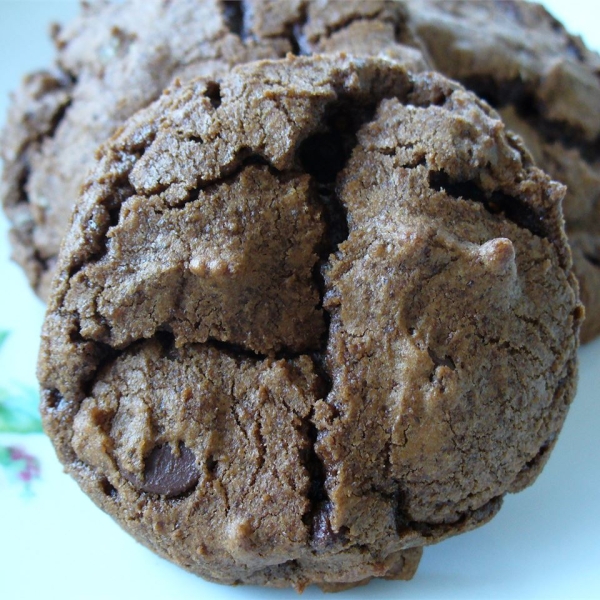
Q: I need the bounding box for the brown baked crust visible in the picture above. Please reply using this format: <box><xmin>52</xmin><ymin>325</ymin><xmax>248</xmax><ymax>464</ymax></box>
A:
<box><xmin>0</xmin><ymin>0</ymin><xmax>424</xmax><ymax>300</ymax></box>
<box><xmin>4</xmin><ymin>0</ymin><xmax>597</xmax><ymax>342</ymax></box>
<box><xmin>403</xmin><ymin>0</ymin><xmax>600</xmax><ymax>340</ymax></box>
<box><xmin>38</xmin><ymin>55</ymin><xmax>582</xmax><ymax>590</ymax></box>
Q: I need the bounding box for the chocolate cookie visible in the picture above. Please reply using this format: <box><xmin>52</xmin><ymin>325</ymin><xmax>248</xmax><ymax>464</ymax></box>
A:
<box><xmin>38</xmin><ymin>55</ymin><xmax>582</xmax><ymax>590</ymax></box>
<box><xmin>0</xmin><ymin>0</ymin><xmax>424</xmax><ymax>300</ymax></box>
<box><xmin>4</xmin><ymin>0</ymin><xmax>598</xmax><ymax>342</ymax></box>
<box><xmin>403</xmin><ymin>0</ymin><xmax>600</xmax><ymax>340</ymax></box>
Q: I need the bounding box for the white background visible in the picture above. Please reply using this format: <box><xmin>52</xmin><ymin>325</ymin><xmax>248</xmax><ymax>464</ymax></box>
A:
<box><xmin>0</xmin><ymin>2</ymin><xmax>598</xmax><ymax>599</ymax></box>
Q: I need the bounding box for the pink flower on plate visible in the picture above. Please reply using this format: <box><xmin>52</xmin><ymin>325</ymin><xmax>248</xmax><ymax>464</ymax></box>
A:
<box><xmin>0</xmin><ymin>331</ymin><xmax>43</xmax><ymax>494</ymax></box>
<box><xmin>0</xmin><ymin>444</ymin><xmax>41</xmax><ymax>493</ymax></box>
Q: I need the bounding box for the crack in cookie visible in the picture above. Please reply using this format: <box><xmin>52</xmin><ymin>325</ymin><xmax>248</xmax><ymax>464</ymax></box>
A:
<box><xmin>38</xmin><ymin>55</ymin><xmax>581</xmax><ymax>591</ymax></box>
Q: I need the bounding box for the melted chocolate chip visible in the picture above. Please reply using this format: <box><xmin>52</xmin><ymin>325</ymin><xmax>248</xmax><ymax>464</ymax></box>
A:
<box><xmin>133</xmin><ymin>443</ymin><xmax>200</xmax><ymax>498</ymax></box>
<box><xmin>311</xmin><ymin>501</ymin><xmax>347</xmax><ymax>549</ymax></box>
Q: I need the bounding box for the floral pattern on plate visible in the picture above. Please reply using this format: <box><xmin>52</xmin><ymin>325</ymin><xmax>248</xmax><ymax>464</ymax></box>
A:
<box><xmin>0</xmin><ymin>330</ymin><xmax>42</xmax><ymax>492</ymax></box>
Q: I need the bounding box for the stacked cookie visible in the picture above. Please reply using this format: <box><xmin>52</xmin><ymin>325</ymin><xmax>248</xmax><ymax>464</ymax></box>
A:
<box><xmin>0</xmin><ymin>0</ymin><xmax>594</xmax><ymax>592</ymax></box>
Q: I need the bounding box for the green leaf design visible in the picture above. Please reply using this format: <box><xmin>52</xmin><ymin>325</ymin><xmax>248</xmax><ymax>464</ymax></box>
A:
<box><xmin>0</xmin><ymin>330</ymin><xmax>43</xmax><ymax>433</ymax></box>
<box><xmin>0</xmin><ymin>385</ymin><xmax>43</xmax><ymax>434</ymax></box>
<box><xmin>0</xmin><ymin>445</ymin><xmax>11</xmax><ymax>466</ymax></box>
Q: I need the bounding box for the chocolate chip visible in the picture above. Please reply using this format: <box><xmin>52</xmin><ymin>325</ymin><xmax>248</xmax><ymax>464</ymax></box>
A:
<box><xmin>311</xmin><ymin>501</ymin><xmax>347</xmax><ymax>549</ymax></box>
<box><xmin>135</xmin><ymin>443</ymin><xmax>200</xmax><ymax>498</ymax></box>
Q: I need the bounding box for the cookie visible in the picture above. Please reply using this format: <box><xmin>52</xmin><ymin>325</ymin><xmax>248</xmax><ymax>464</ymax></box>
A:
<box><xmin>38</xmin><ymin>55</ymin><xmax>582</xmax><ymax>590</ymax></box>
<box><xmin>403</xmin><ymin>0</ymin><xmax>600</xmax><ymax>340</ymax></box>
<box><xmin>0</xmin><ymin>0</ymin><xmax>424</xmax><ymax>300</ymax></box>
<box><xmin>4</xmin><ymin>0</ymin><xmax>597</xmax><ymax>342</ymax></box>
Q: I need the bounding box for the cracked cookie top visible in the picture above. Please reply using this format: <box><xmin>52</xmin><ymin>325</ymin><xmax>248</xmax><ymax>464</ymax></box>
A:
<box><xmin>0</xmin><ymin>0</ymin><xmax>425</xmax><ymax>299</ymax></box>
<box><xmin>4</xmin><ymin>0</ymin><xmax>598</xmax><ymax>344</ymax></box>
<box><xmin>404</xmin><ymin>0</ymin><xmax>600</xmax><ymax>340</ymax></box>
<box><xmin>38</xmin><ymin>55</ymin><xmax>582</xmax><ymax>590</ymax></box>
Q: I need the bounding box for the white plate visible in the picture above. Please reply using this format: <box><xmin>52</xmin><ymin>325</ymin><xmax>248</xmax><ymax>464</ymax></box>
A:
<box><xmin>1</xmin><ymin>2</ymin><xmax>599</xmax><ymax>599</ymax></box>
